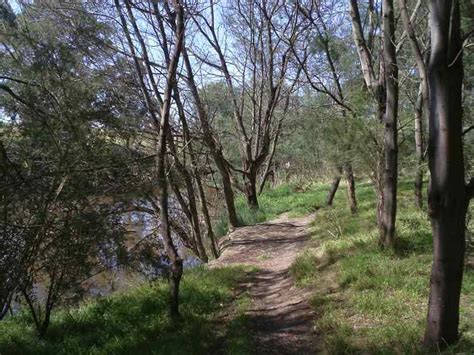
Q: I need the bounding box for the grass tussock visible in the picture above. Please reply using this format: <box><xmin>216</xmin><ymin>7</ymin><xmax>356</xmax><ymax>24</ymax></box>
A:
<box><xmin>290</xmin><ymin>180</ymin><xmax>474</xmax><ymax>354</ymax></box>
<box><xmin>0</xmin><ymin>265</ymin><xmax>257</xmax><ymax>355</ymax></box>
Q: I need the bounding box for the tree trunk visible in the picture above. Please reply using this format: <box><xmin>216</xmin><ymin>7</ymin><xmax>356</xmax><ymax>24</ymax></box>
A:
<box><xmin>326</xmin><ymin>174</ymin><xmax>341</xmax><ymax>206</ymax></box>
<box><xmin>374</xmin><ymin>152</ymin><xmax>384</xmax><ymax>228</ymax></box>
<box><xmin>181</xmin><ymin>46</ymin><xmax>239</xmax><ymax>229</ymax></box>
<box><xmin>0</xmin><ymin>302</ymin><xmax>8</xmax><ymax>320</ymax></box>
<box><xmin>220</xmin><ymin>163</ymin><xmax>239</xmax><ymax>228</ymax></box>
<box><xmin>344</xmin><ymin>163</ymin><xmax>357</xmax><ymax>214</ymax></box>
<box><xmin>379</xmin><ymin>0</ymin><xmax>398</xmax><ymax>248</ymax></box>
<box><xmin>158</xmin><ymin>147</ymin><xmax>183</xmax><ymax>319</ymax></box>
<box><xmin>244</xmin><ymin>168</ymin><xmax>259</xmax><ymax>210</ymax></box>
<box><xmin>398</xmin><ymin>0</ymin><xmax>429</xmax><ymax>210</ymax></box>
<box><xmin>195</xmin><ymin>172</ymin><xmax>219</xmax><ymax>259</ymax></box>
<box><xmin>184</xmin><ymin>178</ymin><xmax>208</xmax><ymax>262</ymax></box>
<box><xmin>414</xmin><ymin>87</ymin><xmax>424</xmax><ymax>209</ymax></box>
<box><xmin>158</xmin><ymin>0</ymin><xmax>184</xmax><ymax>319</ymax></box>
<box><xmin>168</xmin><ymin>151</ymin><xmax>208</xmax><ymax>262</ymax></box>
<box><xmin>424</xmin><ymin>0</ymin><xmax>468</xmax><ymax>348</ymax></box>
<box><xmin>326</xmin><ymin>165</ymin><xmax>342</xmax><ymax>207</ymax></box>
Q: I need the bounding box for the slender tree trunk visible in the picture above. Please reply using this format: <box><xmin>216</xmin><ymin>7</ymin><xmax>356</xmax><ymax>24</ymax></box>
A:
<box><xmin>220</xmin><ymin>163</ymin><xmax>239</xmax><ymax>228</ymax></box>
<box><xmin>326</xmin><ymin>165</ymin><xmax>342</xmax><ymax>206</ymax></box>
<box><xmin>158</xmin><ymin>136</ymin><xmax>183</xmax><ymax>319</ymax></box>
<box><xmin>326</xmin><ymin>176</ymin><xmax>341</xmax><ymax>207</ymax></box>
<box><xmin>398</xmin><ymin>0</ymin><xmax>429</xmax><ymax>210</ymax></box>
<box><xmin>181</xmin><ymin>47</ymin><xmax>239</xmax><ymax>229</ymax></box>
<box><xmin>195</xmin><ymin>172</ymin><xmax>219</xmax><ymax>259</ymax></box>
<box><xmin>180</xmin><ymin>170</ymin><xmax>208</xmax><ymax>261</ymax></box>
<box><xmin>424</xmin><ymin>0</ymin><xmax>468</xmax><ymax>347</ymax></box>
<box><xmin>375</xmin><ymin>149</ymin><xmax>385</xmax><ymax>228</ymax></box>
<box><xmin>379</xmin><ymin>0</ymin><xmax>398</xmax><ymax>248</ymax></box>
<box><xmin>169</xmin><ymin>180</ymin><xmax>200</xmax><ymax>257</ymax></box>
<box><xmin>167</xmin><ymin>147</ymin><xmax>208</xmax><ymax>262</ymax></box>
<box><xmin>258</xmin><ymin>165</ymin><xmax>274</xmax><ymax>195</ymax></box>
<box><xmin>157</xmin><ymin>0</ymin><xmax>184</xmax><ymax>319</ymax></box>
<box><xmin>414</xmin><ymin>87</ymin><xmax>424</xmax><ymax>209</ymax></box>
<box><xmin>0</xmin><ymin>302</ymin><xmax>9</xmax><ymax>320</ymax></box>
<box><xmin>344</xmin><ymin>163</ymin><xmax>357</xmax><ymax>214</ymax></box>
<box><xmin>116</xmin><ymin>0</ymin><xmax>185</xmax><ymax>317</ymax></box>
<box><xmin>38</xmin><ymin>309</ymin><xmax>52</xmax><ymax>339</ymax></box>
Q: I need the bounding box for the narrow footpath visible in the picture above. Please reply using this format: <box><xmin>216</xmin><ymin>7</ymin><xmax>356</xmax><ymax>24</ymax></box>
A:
<box><xmin>211</xmin><ymin>213</ymin><xmax>318</xmax><ymax>354</ymax></box>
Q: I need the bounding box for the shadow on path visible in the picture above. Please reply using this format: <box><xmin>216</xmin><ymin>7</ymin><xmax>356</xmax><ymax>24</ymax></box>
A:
<box><xmin>211</xmin><ymin>213</ymin><xmax>319</xmax><ymax>354</ymax></box>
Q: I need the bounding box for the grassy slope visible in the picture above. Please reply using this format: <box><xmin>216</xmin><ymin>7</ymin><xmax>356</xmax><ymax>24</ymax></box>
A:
<box><xmin>289</xmin><ymin>181</ymin><xmax>474</xmax><ymax>353</ymax></box>
<box><xmin>0</xmin><ymin>266</ymin><xmax>256</xmax><ymax>355</ymax></box>
<box><xmin>2</xmin><ymin>181</ymin><xmax>472</xmax><ymax>354</ymax></box>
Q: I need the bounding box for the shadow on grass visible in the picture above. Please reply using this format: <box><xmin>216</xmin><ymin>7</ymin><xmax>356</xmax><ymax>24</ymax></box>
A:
<box><xmin>0</xmin><ymin>266</ymin><xmax>257</xmax><ymax>355</ymax></box>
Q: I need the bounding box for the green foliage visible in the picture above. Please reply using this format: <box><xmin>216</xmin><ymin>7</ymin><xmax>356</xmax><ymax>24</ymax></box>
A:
<box><xmin>0</xmin><ymin>265</ymin><xmax>256</xmax><ymax>355</ymax></box>
<box><xmin>291</xmin><ymin>181</ymin><xmax>474</xmax><ymax>353</ymax></box>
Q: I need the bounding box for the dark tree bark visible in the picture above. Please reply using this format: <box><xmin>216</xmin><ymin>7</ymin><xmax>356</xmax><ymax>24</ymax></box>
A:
<box><xmin>344</xmin><ymin>163</ymin><xmax>358</xmax><ymax>214</ymax></box>
<box><xmin>0</xmin><ymin>302</ymin><xmax>9</xmax><ymax>320</ymax></box>
<box><xmin>379</xmin><ymin>0</ymin><xmax>398</xmax><ymax>248</ymax></box>
<box><xmin>244</xmin><ymin>167</ymin><xmax>259</xmax><ymax>210</ymax></box>
<box><xmin>424</xmin><ymin>0</ymin><xmax>470</xmax><ymax>348</ymax></box>
<box><xmin>326</xmin><ymin>166</ymin><xmax>342</xmax><ymax>206</ymax></box>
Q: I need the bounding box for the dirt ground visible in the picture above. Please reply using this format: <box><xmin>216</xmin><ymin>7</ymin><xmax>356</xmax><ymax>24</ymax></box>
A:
<box><xmin>211</xmin><ymin>213</ymin><xmax>318</xmax><ymax>354</ymax></box>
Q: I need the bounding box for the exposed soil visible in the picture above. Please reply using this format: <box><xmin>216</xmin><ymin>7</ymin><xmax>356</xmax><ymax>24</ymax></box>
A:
<box><xmin>211</xmin><ymin>213</ymin><xmax>318</xmax><ymax>354</ymax></box>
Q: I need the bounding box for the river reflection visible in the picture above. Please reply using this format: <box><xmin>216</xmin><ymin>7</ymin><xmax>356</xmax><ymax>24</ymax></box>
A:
<box><xmin>83</xmin><ymin>210</ymin><xmax>202</xmax><ymax>298</ymax></box>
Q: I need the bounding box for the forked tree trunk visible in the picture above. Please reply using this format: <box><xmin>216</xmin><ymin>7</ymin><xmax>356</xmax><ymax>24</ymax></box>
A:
<box><xmin>344</xmin><ymin>163</ymin><xmax>357</xmax><ymax>214</ymax></box>
<box><xmin>379</xmin><ymin>0</ymin><xmax>398</xmax><ymax>248</ymax></box>
<box><xmin>424</xmin><ymin>0</ymin><xmax>469</xmax><ymax>348</ymax></box>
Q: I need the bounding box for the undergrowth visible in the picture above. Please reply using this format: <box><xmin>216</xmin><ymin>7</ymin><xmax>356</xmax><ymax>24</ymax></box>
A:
<box><xmin>290</xmin><ymin>181</ymin><xmax>474</xmax><ymax>353</ymax></box>
<box><xmin>0</xmin><ymin>266</ymin><xmax>256</xmax><ymax>355</ymax></box>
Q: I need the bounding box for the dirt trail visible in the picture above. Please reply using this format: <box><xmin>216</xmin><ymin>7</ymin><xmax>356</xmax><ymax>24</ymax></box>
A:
<box><xmin>211</xmin><ymin>213</ymin><xmax>318</xmax><ymax>354</ymax></box>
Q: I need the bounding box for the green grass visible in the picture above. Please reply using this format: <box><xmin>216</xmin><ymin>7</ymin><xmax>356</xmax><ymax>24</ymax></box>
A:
<box><xmin>214</xmin><ymin>182</ymin><xmax>329</xmax><ymax>237</ymax></box>
<box><xmin>290</xmin><ymin>180</ymin><xmax>474</xmax><ymax>353</ymax></box>
<box><xmin>3</xmin><ymin>180</ymin><xmax>472</xmax><ymax>354</ymax></box>
<box><xmin>0</xmin><ymin>266</ymin><xmax>257</xmax><ymax>355</ymax></box>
